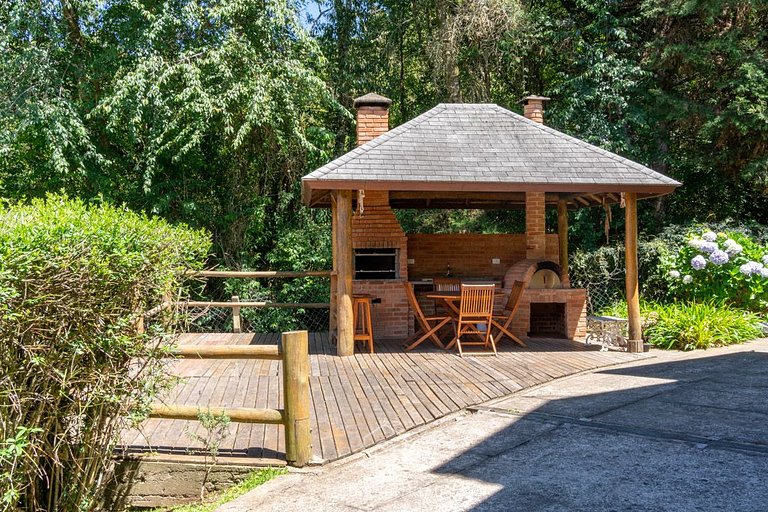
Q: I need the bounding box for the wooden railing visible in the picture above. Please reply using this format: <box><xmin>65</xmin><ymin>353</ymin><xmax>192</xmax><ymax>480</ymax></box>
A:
<box><xmin>150</xmin><ymin>330</ymin><xmax>312</xmax><ymax>467</ymax></box>
<box><xmin>181</xmin><ymin>270</ymin><xmax>331</xmax><ymax>333</ymax></box>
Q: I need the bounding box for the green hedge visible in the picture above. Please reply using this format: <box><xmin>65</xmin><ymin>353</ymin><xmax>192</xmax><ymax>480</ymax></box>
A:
<box><xmin>0</xmin><ymin>195</ymin><xmax>210</xmax><ymax>511</ymax></box>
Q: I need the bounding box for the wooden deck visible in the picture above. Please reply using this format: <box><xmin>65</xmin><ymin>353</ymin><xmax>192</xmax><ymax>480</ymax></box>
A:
<box><xmin>121</xmin><ymin>332</ymin><xmax>650</xmax><ymax>464</ymax></box>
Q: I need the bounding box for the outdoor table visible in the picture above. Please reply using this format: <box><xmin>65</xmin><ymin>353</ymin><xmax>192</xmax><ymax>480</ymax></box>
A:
<box><xmin>586</xmin><ymin>315</ymin><xmax>628</xmax><ymax>351</ymax></box>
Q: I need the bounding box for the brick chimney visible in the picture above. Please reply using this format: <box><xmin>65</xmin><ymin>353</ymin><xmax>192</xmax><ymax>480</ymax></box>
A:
<box><xmin>354</xmin><ymin>93</ymin><xmax>392</xmax><ymax>146</ymax></box>
<box><xmin>521</xmin><ymin>95</ymin><xmax>551</xmax><ymax>259</ymax></box>
<box><xmin>520</xmin><ymin>95</ymin><xmax>550</xmax><ymax>124</ymax></box>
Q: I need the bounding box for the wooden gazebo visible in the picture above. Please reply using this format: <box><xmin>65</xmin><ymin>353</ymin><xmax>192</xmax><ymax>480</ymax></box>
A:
<box><xmin>302</xmin><ymin>94</ymin><xmax>680</xmax><ymax>355</ymax></box>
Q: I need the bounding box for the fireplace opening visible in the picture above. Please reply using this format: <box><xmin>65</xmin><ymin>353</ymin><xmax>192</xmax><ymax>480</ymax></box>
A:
<box><xmin>529</xmin><ymin>302</ymin><xmax>566</xmax><ymax>338</ymax></box>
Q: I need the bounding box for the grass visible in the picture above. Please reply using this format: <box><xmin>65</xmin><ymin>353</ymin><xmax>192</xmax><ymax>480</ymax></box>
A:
<box><xmin>596</xmin><ymin>300</ymin><xmax>763</xmax><ymax>351</ymax></box>
<box><xmin>150</xmin><ymin>467</ymin><xmax>287</xmax><ymax>512</ymax></box>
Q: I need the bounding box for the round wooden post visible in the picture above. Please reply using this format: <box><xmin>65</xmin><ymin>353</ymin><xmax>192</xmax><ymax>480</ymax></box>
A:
<box><xmin>334</xmin><ymin>190</ymin><xmax>354</xmax><ymax>356</ymax></box>
<box><xmin>624</xmin><ymin>192</ymin><xmax>643</xmax><ymax>352</ymax></box>
<box><xmin>231</xmin><ymin>295</ymin><xmax>241</xmax><ymax>333</ymax></box>
<box><xmin>329</xmin><ymin>197</ymin><xmax>338</xmax><ymax>341</ymax></box>
<box><xmin>557</xmin><ymin>199</ymin><xmax>570</xmax><ymax>286</ymax></box>
<box><xmin>282</xmin><ymin>330</ymin><xmax>312</xmax><ymax>467</ymax></box>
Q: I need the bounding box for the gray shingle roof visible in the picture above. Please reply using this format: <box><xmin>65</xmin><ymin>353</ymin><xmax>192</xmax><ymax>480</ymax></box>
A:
<box><xmin>303</xmin><ymin>103</ymin><xmax>680</xmax><ymax>205</ymax></box>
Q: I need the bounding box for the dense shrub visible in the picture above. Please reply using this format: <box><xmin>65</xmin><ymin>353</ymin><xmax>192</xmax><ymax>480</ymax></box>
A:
<box><xmin>645</xmin><ymin>302</ymin><xmax>763</xmax><ymax>351</ymax></box>
<box><xmin>0</xmin><ymin>195</ymin><xmax>210</xmax><ymax>511</ymax></box>
<box><xmin>664</xmin><ymin>228</ymin><xmax>768</xmax><ymax>311</ymax></box>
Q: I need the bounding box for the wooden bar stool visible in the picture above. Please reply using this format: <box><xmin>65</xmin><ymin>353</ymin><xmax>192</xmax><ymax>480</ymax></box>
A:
<box><xmin>352</xmin><ymin>294</ymin><xmax>374</xmax><ymax>353</ymax></box>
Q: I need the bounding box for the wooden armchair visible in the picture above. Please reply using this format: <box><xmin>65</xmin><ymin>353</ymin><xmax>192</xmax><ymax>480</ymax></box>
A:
<box><xmin>449</xmin><ymin>284</ymin><xmax>497</xmax><ymax>357</ymax></box>
<box><xmin>491</xmin><ymin>280</ymin><xmax>527</xmax><ymax>347</ymax></box>
<box><xmin>403</xmin><ymin>283</ymin><xmax>452</xmax><ymax>351</ymax></box>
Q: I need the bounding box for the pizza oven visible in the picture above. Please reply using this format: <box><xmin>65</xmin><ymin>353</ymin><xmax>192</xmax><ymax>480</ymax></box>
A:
<box><xmin>503</xmin><ymin>259</ymin><xmax>585</xmax><ymax>340</ymax></box>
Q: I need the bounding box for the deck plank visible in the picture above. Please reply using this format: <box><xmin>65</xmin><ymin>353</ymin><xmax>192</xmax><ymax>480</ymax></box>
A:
<box><xmin>122</xmin><ymin>333</ymin><xmax>650</xmax><ymax>462</ymax></box>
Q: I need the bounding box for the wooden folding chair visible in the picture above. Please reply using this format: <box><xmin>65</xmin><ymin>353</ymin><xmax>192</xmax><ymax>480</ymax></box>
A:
<box><xmin>403</xmin><ymin>283</ymin><xmax>452</xmax><ymax>351</ymax></box>
<box><xmin>491</xmin><ymin>280</ymin><xmax>527</xmax><ymax>347</ymax></box>
<box><xmin>449</xmin><ymin>284</ymin><xmax>497</xmax><ymax>357</ymax></box>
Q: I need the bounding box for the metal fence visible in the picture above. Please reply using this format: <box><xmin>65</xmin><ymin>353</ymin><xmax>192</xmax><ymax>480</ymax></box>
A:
<box><xmin>569</xmin><ymin>250</ymin><xmax>627</xmax><ymax>316</ymax></box>
<box><xmin>177</xmin><ymin>271</ymin><xmax>331</xmax><ymax>334</ymax></box>
<box><xmin>182</xmin><ymin>303</ymin><xmax>330</xmax><ymax>333</ymax></box>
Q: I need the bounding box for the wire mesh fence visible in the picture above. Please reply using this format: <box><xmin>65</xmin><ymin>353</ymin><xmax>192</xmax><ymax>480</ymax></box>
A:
<box><xmin>182</xmin><ymin>304</ymin><xmax>330</xmax><ymax>333</ymax></box>
<box><xmin>569</xmin><ymin>249</ymin><xmax>627</xmax><ymax>316</ymax></box>
<box><xmin>174</xmin><ymin>271</ymin><xmax>332</xmax><ymax>333</ymax></box>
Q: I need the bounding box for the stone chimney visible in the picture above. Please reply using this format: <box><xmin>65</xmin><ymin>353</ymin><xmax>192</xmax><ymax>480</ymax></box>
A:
<box><xmin>520</xmin><ymin>95</ymin><xmax>550</xmax><ymax>124</ymax></box>
<box><xmin>520</xmin><ymin>95</ymin><xmax>550</xmax><ymax>259</ymax></box>
<box><xmin>354</xmin><ymin>93</ymin><xmax>392</xmax><ymax>146</ymax></box>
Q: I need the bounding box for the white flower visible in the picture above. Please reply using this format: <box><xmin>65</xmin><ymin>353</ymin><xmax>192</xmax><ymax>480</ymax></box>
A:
<box><xmin>668</xmin><ymin>270</ymin><xmax>681</xmax><ymax>278</ymax></box>
<box><xmin>760</xmin><ymin>268</ymin><xmax>768</xmax><ymax>279</ymax></box>
<box><xmin>682</xmin><ymin>275</ymin><xmax>693</xmax><ymax>284</ymax></box>
<box><xmin>688</xmin><ymin>239</ymin><xmax>704</xmax><ymax>249</ymax></box>
<box><xmin>691</xmin><ymin>255</ymin><xmax>707</xmax><ymax>270</ymax></box>
<box><xmin>762</xmin><ymin>255</ymin><xmax>768</xmax><ymax>266</ymax></box>
<box><xmin>702</xmin><ymin>231</ymin><xmax>717</xmax><ymax>242</ymax></box>
<box><xmin>740</xmin><ymin>261</ymin><xmax>764</xmax><ymax>276</ymax></box>
<box><xmin>723</xmin><ymin>239</ymin><xmax>743</xmax><ymax>256</ymax></box>
<box><xmin>710</xmin><ymin>250</ymin><xmax>729</xmax><ymax>265</ymax></box>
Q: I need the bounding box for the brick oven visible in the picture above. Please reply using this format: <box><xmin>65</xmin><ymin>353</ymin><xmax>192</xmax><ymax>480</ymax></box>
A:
<box><xmin>503</xmin><ymin>259</ymin><xmax>587</xmax><ymax>342</ymax></box>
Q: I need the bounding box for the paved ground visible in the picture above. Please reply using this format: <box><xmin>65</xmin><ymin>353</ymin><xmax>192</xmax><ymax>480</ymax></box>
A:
<box><xmin>218</xmin><ymin>339</ymin><xmax>768</xmax><ymax>512</ymax></box>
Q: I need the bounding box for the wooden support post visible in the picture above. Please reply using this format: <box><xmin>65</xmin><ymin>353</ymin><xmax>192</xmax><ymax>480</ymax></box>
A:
<box><xmin>282</xmin><ymin>330</ymin><xmax>312</xmax><ymax>467</ymax></box>
<box><xmin>624</xmin><ymin>192</ymin><xmax>643</xmax><ymax>352</ymax></box>
<box><xmin>231</xmin><ymin>295</ymin><xmax>241</xmax><ymax>333</ymax></box>
<box><xmin>329</xmin><ymin>195</ymin><xmax>338</xmax><ymax>341</ymax></box>
<box><xmin>557</xmin><ymin>199</ymin><xmax>570</xmax><ymax>286</ymax></box>
<box><xmin>334</xmin><ymin>190</ymin><xmax>354</xmax><ymax>356</ymax></box>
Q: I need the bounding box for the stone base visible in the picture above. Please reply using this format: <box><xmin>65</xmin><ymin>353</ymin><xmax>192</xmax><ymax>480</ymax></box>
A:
<box><xmin>627</xmin><ymin>339</ymin><xmax>644</xmax><ymax>353</ymax></box>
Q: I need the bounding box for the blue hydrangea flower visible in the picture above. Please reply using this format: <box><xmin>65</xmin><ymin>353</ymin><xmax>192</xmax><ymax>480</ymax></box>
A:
<box><xmin>710</xmin><ymin>250</ymin><xmax>729</xmax><ymax>265</ymax></box>
<box><xmin>691</xmin><ymin>255</ymin><xmax>707</xmax><ymax>270</ymax></box>
<box><xmin>668</xmin><ymin>270</ymin><xmax>681</xmax><ymax>278</ymax></box>
<box><xmin>740</xmin><ymin>261</ymin><xmax>763</xmax><ymax>276</ymax></box>
<box><xmin>724</xmin><ymin>239</ymin><xmax>743</xmax><ymax>256</ymax></box>
<box><xmin>702</xmin><ymin>231</ymin><xmax>717</xmax><ymax>242</ymax></box>
<box><xmin>682</xmin><ymin>275</ymin><xmax>693</xmax><ymax>284</ymax></box>
<box><xmin>699</xmin><ymin>241</ymin><xmax>718</xmax><ymax>254</ymax></box>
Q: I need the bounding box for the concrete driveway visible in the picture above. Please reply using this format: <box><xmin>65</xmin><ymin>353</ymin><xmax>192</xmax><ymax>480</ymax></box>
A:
<box><xmin>218</xmin><ymin>339</ymin><xmax>768</xmax><ymax>512</ymax></box>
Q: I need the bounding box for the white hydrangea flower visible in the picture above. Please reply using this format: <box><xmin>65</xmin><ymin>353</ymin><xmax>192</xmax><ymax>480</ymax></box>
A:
<box><xmin>760</xmin><ymin>268</ymin><xmax>768</xmax><ymax>279</ymax></box>
<box><xmin>682</xmin><ymin>275</ymin><xmax>693</xmax><ymax>284</ymax></box>
<box><xmin>762</xmin><ymin>255</ymin><xmax>768</xmax><ymax>266</ymax></box>
<box><xmin>702</xmin><ymin>231</ymin><xmax>717</xmax><ymax>242</ymax></box>
<box><xmin>688</xmin><ymin>239</ymin><xmax>704</xmax><ymax>250</ymax></box>
<box><xmin>668</xmin><ymin>270</ymin><xmax>681</xmax><ymax>278</ymax></box>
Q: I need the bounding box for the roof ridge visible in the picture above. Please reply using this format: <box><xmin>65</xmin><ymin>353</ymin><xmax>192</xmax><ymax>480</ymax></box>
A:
<box><xmin>304</xmin><ymin>104</ymin><xmax>448</xmax><ymax>180</ymax></box>
<box><xmin>491</xmin><ymin>105</ymin><xmax>678</xmax><ymax>185</ymax></box>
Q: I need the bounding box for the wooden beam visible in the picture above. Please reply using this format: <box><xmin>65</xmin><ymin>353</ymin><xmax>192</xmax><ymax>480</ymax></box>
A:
<box><xmin>558</xmin><ymin>199</ymin><xmax>570</xmax><ymax>285</ymax></box>
<box><xmin>193</xmin><ymin>270</ymin><xmax>331</xmax><ymax>278</ymax></box>
<box><xmin>184</xmin><ymin>301</ymin><xmax>329</xmax><ymax>308</ymax></box>
<box><xmin>171</xmin><ymin>345</ymin><xmax>282</xmax><ymax>360</ymax></box>
<box><xmin>282</xmin><ymin>330</ymin><xmax>312</xmax><ymax>467</ymax></box>
<box><xmin>624</xmin><ymin>192</ymin><xmax>643</xmax><ymax>352</ymax></box>
<box><xmin>334</xmin><ymin>190</ymin><xmax>354</xmax><ymax>356</ymax></box>
<box><xmin>150</xmin><ymin>405</ymin><xmax>285</xmax><ymax>424</ymax></box>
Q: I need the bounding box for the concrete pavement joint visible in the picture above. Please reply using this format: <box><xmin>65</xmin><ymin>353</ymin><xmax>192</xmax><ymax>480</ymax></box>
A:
<box><xmin>472</xmin><ymin>405</ymin><xmax>768</xmax><ymax>456</ymax></box>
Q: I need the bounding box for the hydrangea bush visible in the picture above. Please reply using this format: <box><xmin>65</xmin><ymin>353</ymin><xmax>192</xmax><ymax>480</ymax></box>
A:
<box><xmin>666</xmin><ymin>228</ymin><xmax>768</xmax><ymax>311</ymax></box>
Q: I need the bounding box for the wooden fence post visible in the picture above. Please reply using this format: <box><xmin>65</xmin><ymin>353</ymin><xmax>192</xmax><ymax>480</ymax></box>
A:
<box><xmin>232</xmin><ymin>295</ymin><xmax>241</xmax><ymax>333</ymax></box>
<box><xmin>282</xmin><ymin>330</ymin><xmax>311</xmax><ymax>467</ymax></box>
